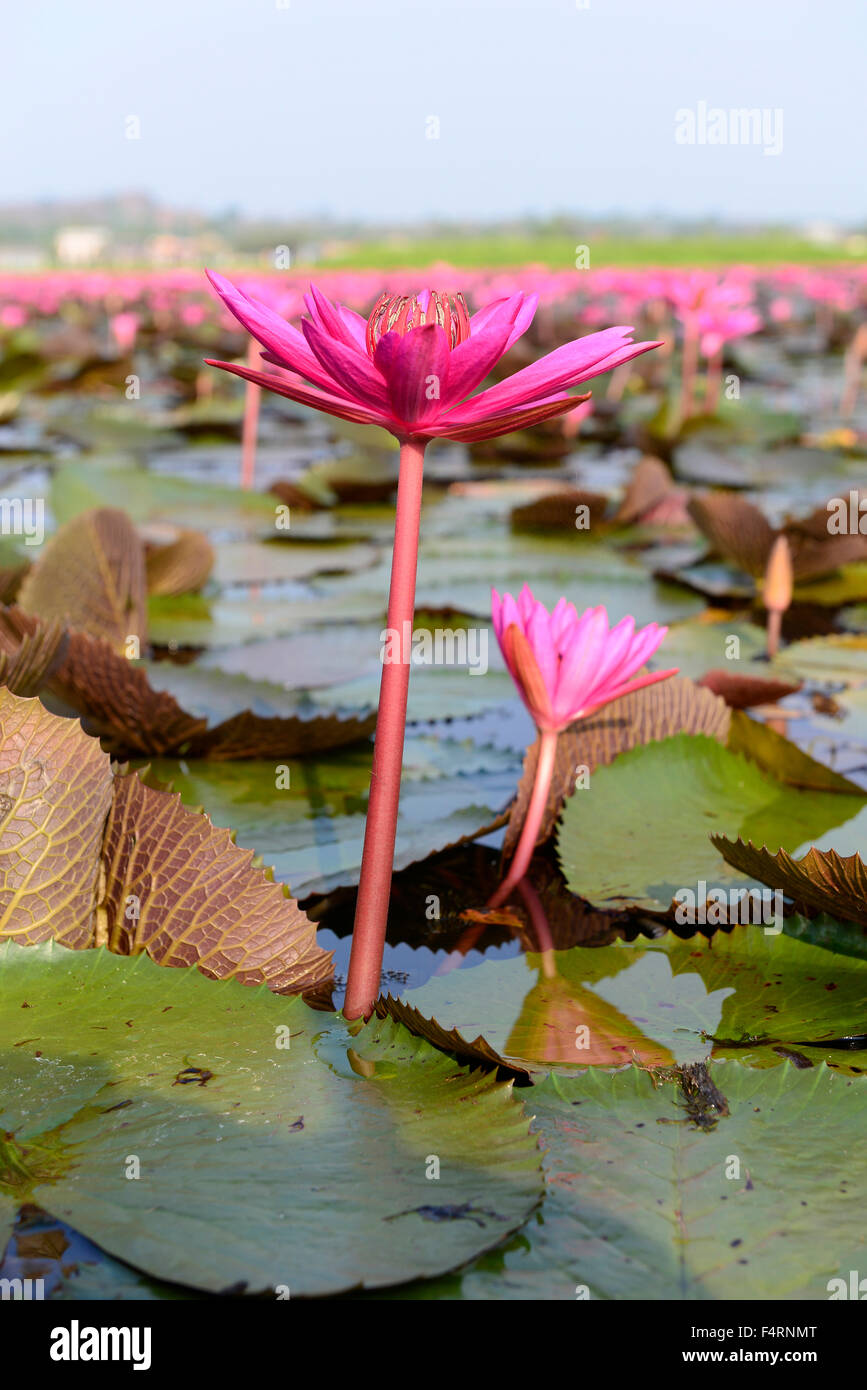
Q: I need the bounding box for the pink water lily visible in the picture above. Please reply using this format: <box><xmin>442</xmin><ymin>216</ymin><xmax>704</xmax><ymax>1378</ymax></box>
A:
<box><xmin>489</xmin><ymin>585</ymin><xmax>677</xmax><ymax>906</ymax></box>
<box><xmin>204</xmin><ymin>270</ymin><xmax>661</xmax><ymax>443</ymax></box>
<box><xmin>205</xmin><ymin>271</ymin><xmax>661</xmax><ymax>1019</ymax></box>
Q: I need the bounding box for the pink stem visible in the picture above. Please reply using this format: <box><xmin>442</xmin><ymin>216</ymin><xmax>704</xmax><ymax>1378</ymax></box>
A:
<box><xmin>488</xmin><ymin>728</ymin><xmax>559</xmax><ymax>910</ymax></box>
<box><xmin>240</xmin><ymin>338</ymin><xmax>261</xmax><ymax>491</ymax></box>
<box><xmin>344</xmin><ymin>437</ymin><xmax>426</xmax><ymax>1019</ymax></box>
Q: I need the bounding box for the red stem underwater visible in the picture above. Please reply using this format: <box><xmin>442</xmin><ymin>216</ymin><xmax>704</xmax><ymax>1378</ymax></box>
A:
<box><xmin>344</xmin><ymin>438</ymin><xmax>426</xmax><ymax>1019</ymax></box>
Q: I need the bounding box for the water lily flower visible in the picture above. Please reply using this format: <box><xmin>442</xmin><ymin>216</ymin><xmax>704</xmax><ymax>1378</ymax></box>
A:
<box><xmin>205</xmin><ymin>271</ymin><xmax>661</xmax><ymax>1018</ymax></box>
<box><xmin>489</xmin><ymin>585</ymin><xmax>677</xmax><ymax>906</ymax></box>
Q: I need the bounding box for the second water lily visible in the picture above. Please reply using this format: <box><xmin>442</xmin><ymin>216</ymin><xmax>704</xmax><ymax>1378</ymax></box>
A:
<box><xmin>489</xmin><ymin>585</ymin><xmax>677</xmax><ymax>906</ymax></box>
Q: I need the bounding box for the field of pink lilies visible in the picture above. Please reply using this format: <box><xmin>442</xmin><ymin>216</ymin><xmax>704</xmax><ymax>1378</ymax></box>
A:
<box><xmin>0</xmin><ymin>261</ymin><xmax>866</xmax><ymax>1301</ymax></box>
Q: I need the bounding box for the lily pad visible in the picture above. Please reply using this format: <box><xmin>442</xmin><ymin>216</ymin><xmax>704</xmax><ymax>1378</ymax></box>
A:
<box><xmin>391</xmin><ymin>929</ymin><xmax>867</xmax><ymax>1073</ymax></box>
<box><xmin>51</xmin><ymin>464</ymin><xmax>278</xmax><ymax>536</ymax></box>
<box><xmin>411</xmin><ymin>1061</ymin><xmax>867</xmax><ymax>1300</ymax></box>
<box><xmin>18</xmin><ymin>508</ymin><xmax>147</xmax><ymax>650</ymax></box>
<box><xmin>0</xmin><ymin>943</ymin><xmax>542</xmax><ymax>1296</ymax></box>
<box><xmin>0</xmin><ymin>688</ymin><xmax>331</xmax><ymax>993</ymax></box>
<box><xmin>144</xmin><ymin>734</ymin><xmax>521</xmax><ymax>897</ymax></box>
<box><xmin>557</xmin><ymin>733</ymin><xmax>866</xmax><ymax>912</ymax></box>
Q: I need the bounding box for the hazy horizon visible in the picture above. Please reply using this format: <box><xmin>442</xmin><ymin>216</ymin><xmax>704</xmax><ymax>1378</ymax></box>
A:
<box><xmin>3</xmin><ymin>0</ymin><xmax>864</xmax><ymax>225</ymax></box>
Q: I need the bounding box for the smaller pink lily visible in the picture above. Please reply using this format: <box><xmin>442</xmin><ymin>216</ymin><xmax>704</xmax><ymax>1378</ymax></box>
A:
<box><xmin>489</xmin><ymin>585</ymin><xmax>677</xmax><ymax>905</ymax></box>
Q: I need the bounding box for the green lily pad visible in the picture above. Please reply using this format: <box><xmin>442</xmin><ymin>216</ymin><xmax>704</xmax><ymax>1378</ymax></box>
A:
<box><xmin>317</xmin><ymin>531</ymin><xmax>704</xmax><ymax>628</ymax></box>
<box><xmin>52</xmin><ymin>464</ymin><xmax>278</xmax><ymax>535</ymax></box>
<box><xmin>148</xmin><ymin>591</ymin><xmax>386</xmax><ymax>648</ymax></box>
<box><xmin>144</xmin><ymin>734</ymin><xmax>520</xmax><ymax>896</ymax></box>
<box><xmin>774</xmin><ymin>635</ymin><xmax>867</xmax><ymax>685</ymax></box>
<box><xmin>393</xmin><ymin>929</ymin><xmax>867</xmax><ymax>1073</ymax></box>
<box><xmin>401</xmin><ymin>1062</ymin><xmax>867</xmax><ymax>1300</ymax></box>
<box><xmin>653</xmin><ymin>619</ymin><xmax>768</xmax><ymax>680</ymax></box>
<box><xmin>557</xmin><ymin>733</ymin><xmax>866</xmax><ymax>912</ymax></box>
<box><xmin>0</xmin><ymin>943</ymin><xmax>542</xmax><ymax>1296</ymax></box>
<box><xmin>211</xmin><ymin>539</ymin><xmax>380</xmax><ymax>587</ymax></box>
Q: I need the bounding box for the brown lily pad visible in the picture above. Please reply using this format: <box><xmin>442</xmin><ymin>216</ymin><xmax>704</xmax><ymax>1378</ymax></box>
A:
<box><xmin>0</xmin><ymin>687</ymin><xmax>332</xmax><ymax>993</ymax></box>
<box><xmin>0</xmin><ymin>607</ymin><xmax>375</xmax><ymax>760</ymax></box>
<box><xmin>510</xmin><ymin>488</ymin><xmax>608</xmax><ymax>533</ymax></box>
<box><xmin>0</xmin><ymin>690</ymin><xmax>114</xmax><ymax>948</ymax></box>
<box><xmin>145</xmin><ymin>528</ymin><xmax>215</xmax><ymax>597</ymax></box>
<box><xmin>689</xmin><ymin>490</ymin><xmax>867</xmax><ymax>583</ymax></box>
<box><xmin>18</xmin><ymin>507</ymin><xmax>147</xmax><ymax>650</ymax></box>
<box><xmin>0</xmin><ymin>618</ymin><xmax>68</xmax><ymax>696</ymax></box>
<box><xmin>614</xmin><ymin>455</ymin><xmax>682</xmax><ymax>524</ymax></box>
<box><xmin>99</xmin><ymin>771</ymin><xmax>332</xmax><ymax>992</ymax></box>
<box><xmin>711</xmin><ymin>837</ymin><xmax>867</xmax><ymax>928</ymax></box>
<box><xmin>697</xmin><ymin>668</ymin><xmax>802</xmax><ymax>709</ymax></box>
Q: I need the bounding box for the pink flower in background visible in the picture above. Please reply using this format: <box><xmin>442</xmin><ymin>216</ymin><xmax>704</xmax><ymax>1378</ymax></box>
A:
<box><xmin>488</xmin><ymin>585</ymin><xmax>677</xmax><ymax>907</ymax></box>
<box><xmin>698</xmin><ymin>306</ymin><xmax>762</xmax><ymax>360</ymax></box>
<box><xmin>0</xmin><ymin>305</ymin><xmax>27</xmax><ymax>329</ymax></box>
<box><xmin>492</xmin><ymin>585</ymin><xmax>676</xmax><ymax>733</ymax></box>
<box><xmin>204</xmin><ymin>269</ymin><xmax>662</xmax><ymax>443</ymax></box>
<box><xmin>109</xmin><ymin>311</ymin><xmax>139</xmax><ymax>354</ymax></box>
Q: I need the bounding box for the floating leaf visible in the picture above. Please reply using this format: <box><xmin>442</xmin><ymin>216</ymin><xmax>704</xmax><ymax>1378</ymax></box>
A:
<box><xmin>727</xmin><ymin>708</ymin><xmax>865</xmax><ymax>793</ymax></box>
<box><xmin>18</xmin><ymin>508</ymin><xmax>147</xmax><ymax>650</ymax></box>
<box><xmin>394</xmin><ymin>929</ymin><xmax>867</xmax><ymax>1074</ymax></box>
<box><xmin>0</xmin><ymin>690</ymin><xmax>113</xmax><ymax>948</ymax></box>
<box><xmin>774</xmin><ymin>634</ymin><xmax>867</xmax><ymax>684</ymax></box>
<box><xmin>697</xmin><ymin>668</ymin><xmax>801</xmax><ymax>709</ymax></box>
<box><xmin>0</xmin><ymin>609</ymin><xmax>375</xmax><ymax>760</ymax></box>
<box><xmin>0</xmin><ymin>619</ymin><xmax>67</xmax><ymax>696</ymax></box>
<box><xmin>99</xmin><ymin>771</ymin><xmax>332</xmax><ymax>992</ymax></box>
<box><xmin>145</xmin><ymin>736</ymin><xmax>520</xmax><ymax>897</ymax></box>
<box><xmin>688</xmin><ymin>491</ymin><xmax>775</xmax><ymax>578</ymax></box>
<box><xmin>510</xmin><ymin>489</ymin><xmax>608</xmax><ymax>533</ymax></box>
<box><xmin>557</xmin><ymin>733</ymin><xmax>866</xmax><ymax>913</ymax></box>
<box><xmin>425</xmin><ymin>1062</ymin><xmax>867</xmax><ymax>1300</ymax></box>
<box><xmin>0</xmin><ymin>943</ymin><xmax>542</xmax><ymax>1296</ymax></box>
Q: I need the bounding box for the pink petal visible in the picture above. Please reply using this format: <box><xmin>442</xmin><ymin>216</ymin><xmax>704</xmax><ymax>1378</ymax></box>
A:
<box><xmin>426</xmin><ymin>393</ymin><xmax>588</xmax><ymax>442</ymax></box>
<box><xmin>373</xmin><ymin>323</ymin><xmax>451</xmax><ymax>430</ymax></box>
<box><xmin>204</xmin><ymin>359</ymin><xmax>391</xmax><ymax>428</ymax></box>
<box><xmin>301</xmin><ymin>316</ymin><xmax>391</xmax><ymax>411</ymax></box>
<box><xmin>443</xmin><ymin>327</ymin><xmax>638</xmax><ymax>422</ymax></box>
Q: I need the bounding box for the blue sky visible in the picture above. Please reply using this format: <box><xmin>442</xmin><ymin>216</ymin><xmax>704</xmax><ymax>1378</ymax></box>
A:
<box><xmin>3</xmin><ymin>0</ymin><xmax>864</xmax><ymax>223</ymax></box>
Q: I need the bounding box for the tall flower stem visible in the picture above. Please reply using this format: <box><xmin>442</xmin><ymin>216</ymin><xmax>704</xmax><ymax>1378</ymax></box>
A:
<box><xmin>488</xmin><ymin>728</ymin><xmax>559</xmax><ymax>909</ymax></box>
<box><xmin>344</xmin><ymin>437</ymin><xmax>426</xmax><ymax>1019</ymax></box>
